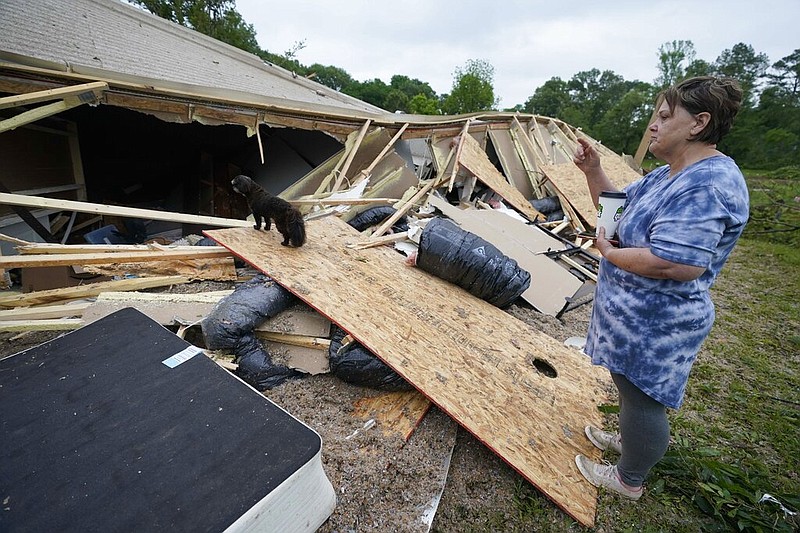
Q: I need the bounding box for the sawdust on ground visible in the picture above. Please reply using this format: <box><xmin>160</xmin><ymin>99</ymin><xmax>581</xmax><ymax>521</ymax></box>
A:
<box><xmin>0</xmin><ymin>279</ymin><xmax>598</xmax><ymax>532</ymax></box>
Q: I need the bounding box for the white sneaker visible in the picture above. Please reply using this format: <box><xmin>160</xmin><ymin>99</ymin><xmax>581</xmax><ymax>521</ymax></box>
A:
<box><xmin>575</xmin><ymin>455</ymin><xmax>643</xmax><ymax>500</ymax></box>
<box><xmin>585</xmin><ymin>425</ymin><xmax>622</xmax><ymax>454</ymax></box>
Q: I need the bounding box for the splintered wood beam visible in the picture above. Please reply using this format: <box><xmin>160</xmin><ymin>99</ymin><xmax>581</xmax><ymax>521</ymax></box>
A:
<box><xmin>0</xmin><ymin>193</ymin><xmax>252</xmax><ymax>228</ymax></box>
<box><xmin>1</xmin><ymin>97</ymin><xmax>87</xmax><ymax>133</ymax></box>
<box><xmin>349</xmin><ymin>232</ymin><xmax>408</xmax><ymax>250</ymax></box>
<box><xmin>0</xmin><ymin>276</ymin><xmax>189</xmax><ymax>308</ymax></box>
<box><xmin>0</xmin><ymin>249</ymin><xmax>232</xmax><ymax>269</ymax></box>
<box><xmin>288</xmin><ymin>198</ymin><xmax>398</xmax><ymax>206</ymax></box>
<box><xmin>16</xmin><ymin>243</ymin><xmax>230</xmax><ymax>255</ymax></box>
<box><xmin>331</xmin><ymin>119</ymin><xmax>371</xmax><ymax>192</ymax></box>
<box><xmin>0</xmin><ymin>318</ymin><xmax>83</xmax><ymax>332</ymax></box>
<box><xmin>0</xmin><ymin>302</ymin><xmax>91</xmax><ymax>321</ymax></box>
<box><xmin>368</xmin><ymin>175</ymin><xmax>446</xmax><ymax>240</ymax></box>
<box><xmin>0</xmin><ymin>81</ymin><xmax>108</xmax><ymax>110</ymax></box>
<box><xmin>0</xmin><ymin>233</ymin><xmax>32</xmax><ymax>246</ymax></box>
<box><xmin>448</xmin><ymin>120</ymin><xmax>472</xmax><ymax>192</ymax></box>
<box><xmin>253</xmin><ymin>331</ymin><xmax>330</xmax><ymax>350</ymax></box>
<box><xmin>352</xmin><ymin>123</ymin><xmax>409</xmax><ymax>186</ymax></box>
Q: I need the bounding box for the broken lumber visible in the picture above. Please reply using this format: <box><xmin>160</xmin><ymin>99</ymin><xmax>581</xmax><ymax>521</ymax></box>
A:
<box><xmin>0</xmin><ymin>275</ymin><xmax>189</xmax><ymax>308</ymax></box>
<box><xmin>205</xmin><ymin>218</ymin><xmax>610</xmax><ymax>527</ymax></box>
<box><xmin>0</xmin><ymin>192</ymin><xmax>252</xmax><ymax>228</ymax></box>
<box><xmin>0</xmin><ymin>249</ymin><xmax>232</xmax><ymax>269</ymax></box>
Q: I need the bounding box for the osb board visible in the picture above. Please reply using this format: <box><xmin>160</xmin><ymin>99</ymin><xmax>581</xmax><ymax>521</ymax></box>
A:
<box><xmin>205</xmin><ymin>219</ymin><xmax>610</xmax><ymax>527</ymax></box>
<box><xmin>458</xmin><ymin>134</ymin><xmax>542</xmax><ymax>222</ymax></box>
<box><xmin>541</xmin><ymin>156</ymin><xmax>641</xmax><ymax>227</ymax></box>
<box><xmin>353</xmin><ymin>389</ymin><xmax>433</xmax><ymax>441</ymax></box>
<box><xmin>428</xmin><ymin>196</ymin><xmax>581</xmax><ymax>316</ymax></box>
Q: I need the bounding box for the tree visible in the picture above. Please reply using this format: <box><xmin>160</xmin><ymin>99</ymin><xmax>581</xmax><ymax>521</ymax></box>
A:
<box><xmin>523</xmin><ymin>77</ymin><xmax>570</xmax><ymax>117</ymax></box>
<box><xmin>131</xmin><ymin>0</ymin><xmax>259</xmax><ymax>54</ymax></box>
<box><xmin>442</xmin><ymin>59</ymin><xmax>497</xmax><ymax>114</ymax></box>
<box><xmin>306</xmin><ymin>64</ymin><xmax>354</xmax><ymax>92</ymax></box>
<box><xmin>655</xmin><ymin>40</ymin><xmax>696</xmax><ymax>87</ymax></box>
<box><xmin>389</xmin><ymin>75</ymin><xmax>436</xmax><ymax>101</ymax></box>
<box><xmin>594</xmin><ymin>83</ymin><xmax>656</xmax><ymax>155</ymax></box>
<box><xmin>347</xmin><ymin>78</ymin><xmax>390</xmax><ymax>109</ymax></box>
<box><xmin>408</xmin><ymin>94</ymin><xmax>440</xmax><ymax>115</ymax></box>
<box><xmin>714</xmin><ymin>43</ymin><xmax>770</xmax><ymax>107</ymax></box>
<box><xmin>767</xmin><ymin>49</ymin><xmax>800</xmax><ymax>104</ymax></box>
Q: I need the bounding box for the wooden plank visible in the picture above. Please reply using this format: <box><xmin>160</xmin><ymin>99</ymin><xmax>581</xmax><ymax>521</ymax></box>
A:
<box><xmin>0</xmin><ymin>81</ymin><xmax>107</xmax><ymax>110</ymax></box>
<box><xmin>81</xmin><ymin>257</ymin><xmax>237</xmax><ymax>281</ymax></box>
<box><xmin>16</xmin><ymin>243</ymin><xmax>230</xmax><ymax>254</ymax></box>
<box><xmin>458</xmin><ymin>134</ymin><xmax>544</xmax><ymax>222</ymax></box>
<box><xmin>0</xmin><ymin>276</ymin><xmax>189</xmax><ymax>308</ymax></box>
<box><xmin>0</xmin><ymin>193</ymin><xmax>252</xmax><ymax>228</ymax></box>
<box><xmin>0</xmin><ymin>318</ymin><xmax>82</xmax><ymax>331</ymax></box>
<box><xmin>0</xmin><ymin>301</ymin><xmax>90</xmax><ymax>321</ymax></box>
<box><xmin>353</xmin><ymin>390</ymin><xmax>433</xmax><ymax>441</ymax></box>
<box><xmin>332</xmin><ymin>119</ymin><xmax>372</xmax><ymax>192</ymax></box>
<box><xmin>0</xmin><ymin>249</ymin><xmax>232</xmax><ymax>269</ymax></box>
<box><xmin>204</xmin><ymin>219</ymin><xmax>610</xmax><ymax>527</ymax></box>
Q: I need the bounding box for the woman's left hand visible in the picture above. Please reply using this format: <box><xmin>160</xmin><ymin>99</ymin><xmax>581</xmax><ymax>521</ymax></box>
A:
<box><xmin>595</xmin><ymin>227</ymin><xmax>617</xmax><ymax>256</ymax></box>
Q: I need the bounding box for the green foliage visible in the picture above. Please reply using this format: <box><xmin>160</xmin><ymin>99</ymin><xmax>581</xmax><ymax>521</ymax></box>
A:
<box><xmin>653</xmin><ymin>442</ymin><xmax>799</xmax><ymax>532</ymax></box>
<box><xmin>442</xmin><ymin>59</ymin><xmax>498</xmax><ymax>114</ymax></box>
<box><xmin>741</xmin><ymin>169</ymin><xmax>800</xmax><ymax>247</ymax></box>
<box><xmin>655</xmin><ymin>40</ymin><xmax>696</xmax><ymax>88</ymax></box>
<box><xmin>713</xmin><ymin>43</ymin><xmax>770</xmax><ymax>108</ymax></box>
<box><xmin>305</xmin><ymin>63</ymin><xmax>354</xmax><ymax>92</ymax></box>
<box><xmin>131</xmin><ymin>0</ymin><xmax>259</xmax><ymax>54</ymax></box>
<box><xmin>133</xmin><ymin>2</ymin><xmax>799</xmax><ymax>170</ymax></box>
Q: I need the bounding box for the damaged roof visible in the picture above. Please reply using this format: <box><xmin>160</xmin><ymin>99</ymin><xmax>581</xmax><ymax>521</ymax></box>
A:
<box><xmin>0</xmin><ymin>0</ymin><xmax>386</xmax><ymax>116</ymax></box>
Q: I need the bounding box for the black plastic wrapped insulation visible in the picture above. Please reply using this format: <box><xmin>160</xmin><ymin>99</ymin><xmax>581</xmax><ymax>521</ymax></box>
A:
<box><xmin>415</xmin><ymin>217</ymin><xmax>531</xmax><ymax>308</ymax></box>
<box><xmin>201</xmin><ymin>274</ymin><xmax>304</xmax><ymax>390</ymax></box>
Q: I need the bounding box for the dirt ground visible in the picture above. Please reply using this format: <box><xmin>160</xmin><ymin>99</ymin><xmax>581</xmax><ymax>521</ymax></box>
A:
<box><xmin>0</xmin><ymin>278</ymin><xmax>597</xmax><ymax>532</ymax></box>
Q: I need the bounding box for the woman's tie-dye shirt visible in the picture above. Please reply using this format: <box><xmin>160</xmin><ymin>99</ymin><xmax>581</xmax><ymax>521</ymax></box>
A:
<box><xmin>585</xmin><ymin>155</ymin><xmax>749</xmax><ymax>409</ymax></box>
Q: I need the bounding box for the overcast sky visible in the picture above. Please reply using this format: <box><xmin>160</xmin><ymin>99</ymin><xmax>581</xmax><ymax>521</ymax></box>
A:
<box><xmin>235</xmin><ymin>0</ymin><xmax>798</xmax><ymax>109</ymax></box>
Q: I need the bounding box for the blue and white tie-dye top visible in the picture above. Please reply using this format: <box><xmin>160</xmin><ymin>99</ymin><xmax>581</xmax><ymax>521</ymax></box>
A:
<box><xmin>585</xmin><ymin>155</ymin><xmax>749</xmax><ymax>409</ymax></box>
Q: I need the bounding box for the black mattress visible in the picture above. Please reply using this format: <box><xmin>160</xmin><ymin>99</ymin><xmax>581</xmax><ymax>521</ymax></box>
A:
<box><xmin>1</xmin><ymin>308</ymin><xmax>323</xmax><ymax>532</ymax></box>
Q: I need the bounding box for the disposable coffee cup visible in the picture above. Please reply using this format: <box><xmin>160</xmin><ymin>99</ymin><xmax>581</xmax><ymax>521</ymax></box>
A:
<box><xmin>596</xmin><ymin>191</ymin><xmax>627</xmax><ymax>237</ymax></box>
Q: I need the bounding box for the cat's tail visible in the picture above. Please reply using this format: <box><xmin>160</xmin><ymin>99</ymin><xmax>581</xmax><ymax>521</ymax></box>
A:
<box><xmin>287</xmin><ymin>209</ymin><xmax>306</xmax><ymax>247</ymax></box>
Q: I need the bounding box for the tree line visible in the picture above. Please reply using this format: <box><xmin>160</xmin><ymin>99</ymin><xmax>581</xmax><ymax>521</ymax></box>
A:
<box><xmin>131</xmin><ymin>1</ymin><xmax>798</xmax><ymax>171</ymax></box>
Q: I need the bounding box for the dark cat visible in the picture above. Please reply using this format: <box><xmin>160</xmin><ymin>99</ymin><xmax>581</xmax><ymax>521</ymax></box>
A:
<box><xmin>231</xmin><ymin>174</ymin><xmax>306</xmax><ymax>247</ymax></box>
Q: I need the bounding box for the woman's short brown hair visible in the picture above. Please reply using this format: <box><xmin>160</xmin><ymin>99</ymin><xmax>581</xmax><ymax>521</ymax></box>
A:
<box><xmin>661</xmin><ymin>76</ymin><xmax>743</xmax><ymax>144</ymax></box>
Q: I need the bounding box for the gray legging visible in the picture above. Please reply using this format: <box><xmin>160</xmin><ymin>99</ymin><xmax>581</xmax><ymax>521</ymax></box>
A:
<box><xmin>612</xmin><ymin>373</ymin><xmax>671</xmax><ymax>487</ymax></box>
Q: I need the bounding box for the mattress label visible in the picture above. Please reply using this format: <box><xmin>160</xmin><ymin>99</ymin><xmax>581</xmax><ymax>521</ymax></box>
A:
<box><xmin>162</xmin><ymin>345</ymin><xmax>203</xmax><ymax>368</ymax></box>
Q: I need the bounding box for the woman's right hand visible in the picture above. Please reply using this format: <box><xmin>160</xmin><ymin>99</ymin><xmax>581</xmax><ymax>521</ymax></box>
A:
<box><xmin>573</xmin><ymin>138</ymin><xmax>601</xmax><ymax>174</ymax></box>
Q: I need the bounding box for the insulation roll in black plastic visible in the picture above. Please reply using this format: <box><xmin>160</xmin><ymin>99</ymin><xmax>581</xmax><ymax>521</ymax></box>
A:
<box><xmin>201</xmin><ymin>274</ymin><xmax>305</xmax><ymax>390</ymax></box>
<box><xmin>416</xmin><ymin>217</ymin><xmax>531</xmax><ymax>308</ymax></box>
<box><xmin>328</xmin><ymin>325</ymin><xmax>412</xmax><ymax>391</ymax></box>
<box><xmin>348</xmin><ymin>206</ymin><xmax>409</xmax><ymax>233</ymax></box>
<box><xmin>530</xmin><ymin>196</ymin><xmax>562</xmax><ymax>215</ymax></box>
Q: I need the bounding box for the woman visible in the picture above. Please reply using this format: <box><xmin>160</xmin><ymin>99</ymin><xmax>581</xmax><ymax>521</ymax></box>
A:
<box><xmin>573</xmin><ymin>76</ymin><xmax>749</xmax><ymax>500</ymax></box>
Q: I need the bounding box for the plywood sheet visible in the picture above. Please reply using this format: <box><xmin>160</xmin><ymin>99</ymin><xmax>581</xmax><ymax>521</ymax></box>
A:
<box><xmin>458</xmin><ymin>133</ymin><xmax>543</xmax><ymax>222</ymax></box>
<box><xmin>542</xmin><ymin>155</ymin><xmax>641</xmax><ymax>227</ymax></box>
<box><xmin>428</xmin><ymin>196</ymin><xmax>582</xmax><ymax>316</ymax></box>
<box><xmin>205</xmin><ymin>219</ymin><xmax>610</xmax><ymax>527</ymax></box>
